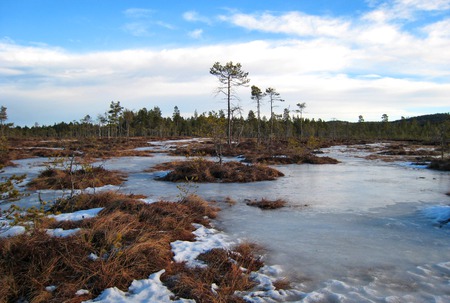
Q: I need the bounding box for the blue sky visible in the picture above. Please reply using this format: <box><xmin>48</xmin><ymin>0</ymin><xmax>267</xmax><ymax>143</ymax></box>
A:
<box><xmin>1</xmin><ymin>0</ymin><xmax>449</xmax><ymax>126</ymax></box>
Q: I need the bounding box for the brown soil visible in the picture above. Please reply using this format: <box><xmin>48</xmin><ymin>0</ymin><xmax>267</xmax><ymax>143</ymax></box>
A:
<box><xmin>156</xmin><ymin>159</ymin><xmax>284</xmax><ymax>183</ymax></box>
<box><xmin>27</xmin><ymin>166</ymin><xmax>127</xmax><ymax>190</ymax></box>
<box><xmin>0</xmin><ymin>192</ymin><xmax>264</xmax><ymax>303</ymax></box>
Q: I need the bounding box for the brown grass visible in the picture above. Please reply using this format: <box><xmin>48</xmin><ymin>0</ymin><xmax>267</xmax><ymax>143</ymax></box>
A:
<box><xmin>27</xmin><ymin>166</ymin><xmax>127</xmax><ymax>190</ymax></box>
<box><xmin>0</xmin><ymin>191</ymin><xmax>231</xmax><ymax>302</ymax></box>
<box><xmin>273</xmin><ymin>278</ymin><xmax>291</xmax><ymax>290</ymax></box>
<box><xmin>156</xmin><ymin>158</ymin><xmax>284</xmax><ymax>183</ymax></box>
<box><xmin>169</xmin><ymin>138</ymin><xmax>339</xmax><ymax>165</ymax></box>
<box><xmin>163</xmin><ymin>242</ymin><xmax>264</xmax><ymax>303</ymax></box>
<box><xmin>3</xmin><ymin>137</ymin><xmax>156</xmax><ymax>164</ymax></box>
<box><xmin>246</xmin><ymin>198</ymin><xmax>287</xmax><ymax>210</ymax></box>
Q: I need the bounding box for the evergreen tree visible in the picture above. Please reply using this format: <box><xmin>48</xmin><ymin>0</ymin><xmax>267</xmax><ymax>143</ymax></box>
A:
<box><xmin>210</xmin><ymin>61</ymin><xmax>250</xmax><ymax>146</ymax></box>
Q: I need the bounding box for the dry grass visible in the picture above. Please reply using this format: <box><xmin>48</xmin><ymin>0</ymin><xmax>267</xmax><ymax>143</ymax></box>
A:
<box><xmin>27</xmin><ymin>166</ymin><xmax>127</xmax><ymax>190</ymax></box>
<box><xmin>169</xmin><ymin>138</ymin><xmax>339</xmax><ymax>165</ymax></box>
<box><xmin>157</xmin><ymin>158</ymin><xmax>284</xmax><ymax>183</ymax></box>
<box><xmin>0</xmin><ymin>191</ymin><xmax>235</xmax><ymax>302</ymax></box>
<box><xmin>163</xmin><ymin>242</ymin><xmax>264</xmax><ymax>303</ymax></box>
<box><xmin>4</xmin><ymin>137</ymin><xmax>156</xmax><ymax>163</ymax></box>
<box><xmin>246</xmin><ymin>198</ymin><xmax>287</xmax><ymax>210</ymax></box>
<box><xmin>273</xmin><ymin>278</ymin><xmax>291</xmax><ymax>290</ymax></box>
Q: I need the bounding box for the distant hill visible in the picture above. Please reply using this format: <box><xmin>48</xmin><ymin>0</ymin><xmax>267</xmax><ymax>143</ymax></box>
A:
<box><xmin>393</xmin><ymin>113</ymin><xmax>450</xmax><ymax>125</ymax></box>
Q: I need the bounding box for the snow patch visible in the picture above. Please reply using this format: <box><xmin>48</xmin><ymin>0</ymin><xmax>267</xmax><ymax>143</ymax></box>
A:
<box><xmin>49</xmin><ymin>207</ymin><xmax>103</xmax><ymax>221</ymax></box>
<box><xmin>84</xmin><ymin>270</ymin><xmax>194</xmax><ymax>303</ymax></box>
<box><xmin>0</xmin><ymin>225</ymin><xmax>26</xmax><ymax>238</ymax></box>
<box><xmin>171</xmin><ymin>223</ymin><xmax>232</xmax><ymax>267</ymax></box>
<box><xmin>46</xmin><ymin>228</ymin><xmax>81</xmax><ymax>237</ymax></box>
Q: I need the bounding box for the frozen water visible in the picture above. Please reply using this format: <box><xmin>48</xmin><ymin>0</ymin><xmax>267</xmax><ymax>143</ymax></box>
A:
<box><xmin>2</xmin><ymin>142</ymin><xmax>449</xmax><ymax>302</ymax></box>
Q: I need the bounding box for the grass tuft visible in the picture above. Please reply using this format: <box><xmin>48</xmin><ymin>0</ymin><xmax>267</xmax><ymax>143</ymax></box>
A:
<box><xmin>28</xmin><ymin>166</ymin><xmax>126</xmax><ymax>190</ymax></box>
<box><xmin>157</xmin><ymin>159</ymin><xmax>284</xmax><ymax>183</ymax></box>
<box><xmin>246</xmin><ymin>198</ymin><xmax>287</xmax><ymax>210</ymax></box>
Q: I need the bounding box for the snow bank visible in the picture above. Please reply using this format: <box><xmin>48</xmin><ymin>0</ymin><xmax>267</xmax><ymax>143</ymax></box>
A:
<box><xmin>84</xmin><ymin>270</ymin><xmax>194</xmax><ymax>303</ymax></box>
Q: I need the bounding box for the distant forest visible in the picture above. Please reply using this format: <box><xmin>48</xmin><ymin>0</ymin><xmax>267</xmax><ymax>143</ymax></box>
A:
<box><xmin>1</xmin><ymin>102</ymin><xmax>449</xmax><ymax>143</ymax></box>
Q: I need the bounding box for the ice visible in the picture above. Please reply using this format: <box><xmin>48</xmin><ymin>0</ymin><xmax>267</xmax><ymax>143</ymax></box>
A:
<box><xmin>46</xmin><ymin>228</ymin><xmax>81</xmax><ymax>237</ymax></box>
<box><xmin>422</xmin><ymin>205</ymin><xmax>450</xmax><ymax>225</ymax></box>
<box><xmin>3</xmin><ymin>142</ymin><xmax>450</xmax><ymax>302</ymax></box>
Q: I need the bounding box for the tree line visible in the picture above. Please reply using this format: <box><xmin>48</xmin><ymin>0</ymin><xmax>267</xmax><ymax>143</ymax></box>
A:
<box><xmin>1</xmin><ymin>61</ymin><xmax>449</xmax><ymax>144</ymax></box>
<box><xmin>1</xmin><ymin>102</ymin><xmax>448</xmax><ymax>144</ymax></box>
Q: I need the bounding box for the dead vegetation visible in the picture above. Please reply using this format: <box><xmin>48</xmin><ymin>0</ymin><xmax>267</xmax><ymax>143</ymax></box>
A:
<box><xmin>164</xmin><ymin>242</ymin><xmax>264</xmax><ymax>303</ymax></box>
<box><xmin>0</xmin><ymin>191</ymin><xmax>269</xmax><ymax>303</ymax></box>
<box><xmin>2</xmin><ymin>137</ymin><xmax>156</xmax><ymax>165</ymax></box>
<box><xmin>246</xmin><ymin>198</ymin><xmax>287</xmax><ymax>210</ymax></box>
<box><xmin>169</xmin><ymin>138</ymin><xmax>339</xmax><ymax>165</ymax></box>
<box><xmin>27</xmin><ymin>166</ymin><xmax>127</xmax><ymax>190</ymax></box>
<box><xmin>156</xmin><ymin>158</ymin><xmax>284</xmax><ymax>183</ymax></box>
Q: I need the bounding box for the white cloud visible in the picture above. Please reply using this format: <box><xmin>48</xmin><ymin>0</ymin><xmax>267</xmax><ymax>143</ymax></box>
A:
<box><xmin>188</xmin><ymin>29</ymin><xmax>204</xmax><ymax>39</ymax></box>
<box><xmin>122</xmin><ymin>22</ymin><xmax>151</xmax><ymax>37</ymax></box>
<box><xmin>364</xmin><ymin>0</ymin><xmax>450</xmax><ymax>21</ymax></box>
<box><xmin>123</xmin><ymin>8</ymin><xmax>154</xmax><ymax>19</ymax></box>
<box><xmin>1</xmin><ymin>36</ymin><xmax>449</xmax><ymax>126</ymax></box>
<box><xmin>220</xmin><ymin>12</ymin><xmax>351</xmax><ymax>38</ymax></box>
<box><xmin>183</xmin><ymin>11</ymin><xmax>212</xmax><ymax>24</ymax></box>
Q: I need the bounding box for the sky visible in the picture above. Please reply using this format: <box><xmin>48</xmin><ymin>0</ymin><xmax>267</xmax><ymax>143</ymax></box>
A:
<box><xmin>0</xmin><ymin>0</ymin><xmax>449</xmax><ymax>126</ymax></box>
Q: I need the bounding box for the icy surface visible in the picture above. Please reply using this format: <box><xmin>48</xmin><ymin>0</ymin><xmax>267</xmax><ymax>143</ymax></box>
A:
<box><xmin>2</xmin><ymin>141</ymin><xmax>450</xmax><ymax>302</ymax></box>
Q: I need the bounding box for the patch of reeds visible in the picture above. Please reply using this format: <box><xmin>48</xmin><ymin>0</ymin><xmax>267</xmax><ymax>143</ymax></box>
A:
<box><xmin>246</xmin><ymin>198</ymin><xmax>287</xmax><ymax>210</ymax></box>
<box><xmin>0</xmin><ymin>191</ymin><xmax>228</xmax><ymax>302</ymax></box>
<box><xmin>27</xmin><ymin>166</ymin><xmax>126</xmax><ymax>190</ymax></box>
<box><xmin>157</xmin><ymin>158</ymin><xmax>284</xmax><ymax>183</ymax></box>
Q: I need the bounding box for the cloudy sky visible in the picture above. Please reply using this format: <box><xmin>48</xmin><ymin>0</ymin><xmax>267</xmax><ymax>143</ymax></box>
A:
<box><xmin>1</xmin><ymin>0</ymin><xmax>449</xmax><ymax>126</ymax></box>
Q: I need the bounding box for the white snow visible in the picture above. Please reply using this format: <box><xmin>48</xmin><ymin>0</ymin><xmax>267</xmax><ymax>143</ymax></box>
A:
<box><xmin>84</xmin><ymin>270</ymin><xmax>194</xmax><ymax>303</ymax></box>
<box><xmin>49</xmin><ymin>207</ymin><xmax>103</xmax><ymax>221</ymax></box>
<box><xmin>0</xmin><ymin>225</ymin><xmax>26</xmax><ymax>238</ymax></box>
<box><xmin>46</xmin><ymin>228</ymin><xmax>81</xmax><ymax>237</ymax></box>
<box><xmin>171</xmin><ymin>223</ymin><xmax>232</xmax><ymax>267</ymax></box>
